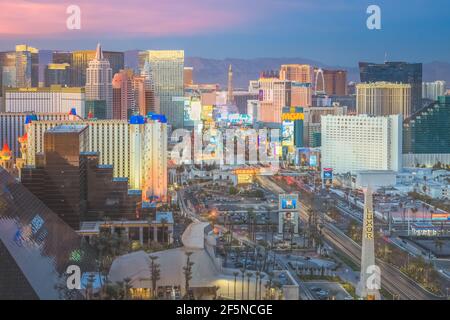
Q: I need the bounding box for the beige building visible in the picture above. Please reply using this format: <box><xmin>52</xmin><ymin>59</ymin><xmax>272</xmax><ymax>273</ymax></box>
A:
<box><xmin>22</xmin><ymin>118</ymin><xmax>168</xmax><ymax>201</ymax></box>
<box><xmin>184</xmin><ymin>67</ymin><xmax>193</xmax><ymax>87</ymax></box>
<box><xmin>280</xmin><ymin>64</ymin><xmax>313</xmax><ymax>83</ymax></box>
<box><xmin>356</xmin><ymin>82</ymin><xmax>411</xmax><ymax>117</ymax></box>
<box><xmin>256</xmin><ymin>77</ymin><xmax>291</xmax><ymax>123</ymax></box>
<box><xmin>5</xmin><ymin>86</ymin><xmax>85</xmax><ymax>115</ymax></box>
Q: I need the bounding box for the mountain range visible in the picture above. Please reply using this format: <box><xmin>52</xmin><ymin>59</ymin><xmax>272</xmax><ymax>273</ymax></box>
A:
<box><xmin>68</xmin><ymin>50</ymin><xmax>450</xmax><ymax>90</ymax></box>
<box><xmin>184</xmin><ymin>57</ymin><xmax>450</xmax><ymax>89</ymax></box>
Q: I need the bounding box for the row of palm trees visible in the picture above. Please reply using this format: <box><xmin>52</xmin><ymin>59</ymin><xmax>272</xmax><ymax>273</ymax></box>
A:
<box><xmin>230</xmin><ymin>270</ymin><xmax>282</xmax><ymax>300</ymax></box>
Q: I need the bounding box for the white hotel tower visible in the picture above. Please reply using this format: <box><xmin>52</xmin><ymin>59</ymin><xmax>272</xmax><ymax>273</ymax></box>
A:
<box><xmin>321</xmin><ymin>114</ymin><xmax>403</xmax><ymax>175</ymax></box>
<box><xmin>86</xmin><ymin>44</ymin><xmax>113</xmax><ymax>119</ymax></box>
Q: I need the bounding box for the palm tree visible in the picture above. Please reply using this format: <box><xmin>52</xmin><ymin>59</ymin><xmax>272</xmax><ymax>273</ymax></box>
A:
<box><xmin>183</xmin><ymin>251</ymin><xmax>195</xmax><ymax>299</ymax></box>
<box><xmin>86</xmin><ymin>273</ymin><xmax>96</xmax><ymax>300</ymax></box>
<box><xmin>254</xmin><ymin>271</ymin><xmax>260</xmax><ymax>300</ymax></box>
<box><xmin>240</xmin><ymin>267</ymin><xmax>246</xmax><ymax>300</ymax></box>
<box><xmin>247</xmin><ymin>209</ymin><xmax>256</xmax><ymax>242</ymax></box>
<box><xmin>258</xmin><ymin>273</ymin><xmax>265</xmax><ymax>300</ymax></box>
<box><xmin>123</xmin><ymin>277</ymin><xmax>133</xmax><ymax>300</ymax></box>
<box><xmin>160</xmin><ymin>217</ymin><xmax>168</xmax><ymax>244</ymax></box>
<box><xmin>434</xmin><ymin>238</ymin><xmax>444</xmax><ymax>253</ymax></box>
<box><xmin>233</xmin><ymin>271</ymin><xmax>239</xmax><ymax>300</ymax></box>
<box><xmin>246</xmin><ymin>272</ymin><xmax>253</xmax><ymax>300</ymax></box>
<box><xmin>149</xmin><ymin>256</ymin><xmax>160</xmax><ymax>298</ymax></box>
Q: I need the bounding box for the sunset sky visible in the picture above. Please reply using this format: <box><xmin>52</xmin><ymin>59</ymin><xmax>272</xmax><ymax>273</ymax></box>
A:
<box><xmin>0</xmin><ymin>0</ymin><xmax>449</xmax><ymax>65</ymax></box>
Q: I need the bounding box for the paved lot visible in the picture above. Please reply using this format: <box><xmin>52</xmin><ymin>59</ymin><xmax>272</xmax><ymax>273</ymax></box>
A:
<box><xmin>305</xmin><ymin>281</ymin><xmax>353</xmax><ymax>300</ymax></box>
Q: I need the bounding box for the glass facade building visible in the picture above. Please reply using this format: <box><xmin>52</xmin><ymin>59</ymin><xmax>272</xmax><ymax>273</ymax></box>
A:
<box><xmin>71</xmin><ymin>50</ymin><xmax>124</xmax><ymax>87</ymax></box>
<box><xmin>359</xmin><ymin>61</ymin><xmax>422</xmax><ymax>113</ymax></box>
<box><xmin>0</xmin><ymin>168</ymin><xmax>95</xmax><ymax>299</ymax></box>
<box><xmin>144</xmin><ymin>50</ymin><xmax>184</xmax><ymax>128</ymax></box>
<box><xmin>403</xmin><ymin>96</ymin><xmax>450</xmax><ymax>154</ymax></box>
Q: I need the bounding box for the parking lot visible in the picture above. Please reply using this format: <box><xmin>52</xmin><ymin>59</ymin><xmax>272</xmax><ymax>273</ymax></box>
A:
<box><xmin>305</xmin><ymin>281</ymin><xmax>353</xmax><ymax>300</ymax></box>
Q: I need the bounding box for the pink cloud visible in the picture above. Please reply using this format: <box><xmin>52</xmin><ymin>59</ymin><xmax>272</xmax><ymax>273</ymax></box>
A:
<box><xmin>0</xmin><ymin>0</ymin><xmax>267</xmax><ymax>37</ymax></box>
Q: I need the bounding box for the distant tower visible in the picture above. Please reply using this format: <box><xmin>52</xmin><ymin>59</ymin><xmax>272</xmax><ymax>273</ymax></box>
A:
<box><xmin>85</xmin><ymin>43</ymin><xmax>113</xmax><ymax>119</ymax></box>
<box><xmin>314</xmin><ymin>68</ymin><xmax>326</xmax><ymax>95</ymax></box>
<box><xmin>227</xmin><ymin>64</ymin><xmax>234</xmax><ymax>104</ymax></box>
<box><xmin>357</xmin><ymin>186</ymin><xmax>381</xmax><ymax>300</ymax></box>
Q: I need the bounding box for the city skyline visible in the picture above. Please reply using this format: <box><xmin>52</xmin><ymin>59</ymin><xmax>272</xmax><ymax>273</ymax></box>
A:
<box><xmin>1</xmin><ymin>0</ymin><xmax>450</xmax><ymax>303</ymax></box>
<box><xmin>0</xmin><ymin>0</ymin><xmax>449</xmax><ymax>66</ymax></box>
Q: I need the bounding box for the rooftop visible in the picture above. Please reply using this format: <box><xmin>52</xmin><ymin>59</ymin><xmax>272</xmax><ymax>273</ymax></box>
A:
<box><xmin>155</xmin><ymin>212</ymin><xmax>174</xmax><ymax>225</ymax></box>
<box><xmin>46</xmin><ymin>124</ymin><xmax>88</xmax><ymax>133</ymax></box>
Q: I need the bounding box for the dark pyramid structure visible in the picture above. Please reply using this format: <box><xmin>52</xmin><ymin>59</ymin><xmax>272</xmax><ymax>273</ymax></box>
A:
<box><xmin>0</xmin><ymin>168</ymin><xmax>95</xmax><ymax>300</ymax></box>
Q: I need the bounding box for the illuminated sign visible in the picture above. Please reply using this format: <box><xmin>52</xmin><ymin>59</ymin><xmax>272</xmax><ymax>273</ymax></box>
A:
<box><xmin>309</xmin><ymin>155</ymin><xmax>317</xmax><ymax>167</ymax></box>
<box><xmin>201</xmin><ymin>105</ymin><xmax>214</xmax><ymax>122</ymax></box>
<box><xmin>431</xmin><ymin>213</ymin><xmax>449</xmax><ymax>221</ymax></box>
<box><xmin>281</xmin><ymin>113</ymin><xmax>304</xmax><ymax>121</ymax></box>
<box><xmin>323</xmin><ymin>168</ymin><xmax>333</xmax><ymax>180</ymax></box>
<box><xmin>234</xmin><ymin>168</ymin><xmax>259</xmax><ymax>175</ymax></box>
<box><xmin>282</xmin><ymin>121</ymin><xmax>295</xmax><ymax>147</ymax></box>
<box><xmin>226</xmin><ymin>113</ymin><xmax>252</xmax><ymax>125</ymax></box>
<box><xmin>184</xmin><ymin>99</ymin><xmax>202</xmax><ymax>122</ymax></box>
<box><xmin>364</xmin><ymin>209</ymin><xmax>374</xmax><ymax>239</ymax></box>
<box><xmin>279</xmin><ymin>194</ymin><xmax>299</xmax><ymax>211</ymax></box>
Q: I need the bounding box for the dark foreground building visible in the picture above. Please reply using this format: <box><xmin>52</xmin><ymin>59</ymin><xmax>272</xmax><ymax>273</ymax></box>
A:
<box><xmin>21</xmin><ymin>125</ymin><xmax>141</xmax><ymax>230</ymax></box>
<box><xmin>0</xmin><ymin>168</ymin><xmax>95</xmax><ymax>299</ymax></box>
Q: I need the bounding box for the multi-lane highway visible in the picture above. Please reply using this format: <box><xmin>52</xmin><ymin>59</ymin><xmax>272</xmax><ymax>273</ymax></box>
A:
<box><xmin>259</xmin><ymin>175</ymin><xmax>444</xmax><ymax>300</ymax></box>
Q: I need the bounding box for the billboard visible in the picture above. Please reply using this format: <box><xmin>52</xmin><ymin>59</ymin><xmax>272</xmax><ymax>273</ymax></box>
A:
<box><xmin>282</xmin><ymin>120</ymin><xmax>295</xmax><ymax>147</ymax></box>
<box><xmin>278</xmin><ymin>194</ymin><xmax>300</xmax><ymax>234</ymax></box>
<box><xmin>297</xmin><ymin>148</ymin><xmax>319</xmax><ymax>167</ymax></box>
<box><xmin>201</xmin><ymin>105</ymin><xmax>214</xmax><ymax>122</ymax></box>
<box><xmin>279</xmin><ymin>194</ymin><xmax>298</xmax><ymax>211</ymax></box>
<box><xmin>323</xmin><ymin>168</ymin><xmax>333</xmax><ymax>184</ymax></box>
<box><xmin>225</xmin><ymin>113</ymin><xmax>252</xmax><ymax>125</ymax></box>
<box><xmin>309</xmin><ymin>154</ymin><xmax>317</xmax><ymax>167</ymax></box>
<box><xmin>184</xmin><ymin>98</ymin><xmax>202</xmax><ymax>122</ymax></box>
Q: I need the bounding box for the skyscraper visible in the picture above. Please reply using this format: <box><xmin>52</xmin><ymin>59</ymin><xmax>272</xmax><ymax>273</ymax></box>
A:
<box><xmin>21</xmin><ymin>125</ymin><xmax>89</xmax><ymax>229</ymax></box>
<box><xmin>5</xmin><ymin>85</ymin><xmax>85</xmax><ymax>115</ymax></box>
<box><xmin>112</xmin><ymin>69</ymin><xmax>134</xmax><ymax>120</ymax></box>
<box><xmin>141</xmin><ymin>50</ymin><xmax>184</xmax><ymax>128</ymax></box>
<box><xmin>184</xmin><ymin>67</ymin><xmax>194</xmax><ymax>87</ymax></box>
<box><xmin>256</xmin><ymin>75</ymin><xmax>291</xmax><ymax>123</ymax></box>
<box><xmin>314</xmin><ymin>68</ymin><xmax>347</xmax><ymax>96</ymax></box>
<box><xmin>14</xmin><ymin>45</ymin><xmax>39</xmax><ymax>88</ymax></box>
<box><xmin>44</xmin><ymin>63</ymin><xmax>71</xmax><ymax>87</ymax></box>
<box><xmin>140</xmin><ymin>59</ymin><xmax>159</xmax><ymax>114</ymax></box>
<box><xmin>359</xmin><ymin>61</ymin><xmax>422</xmax><ymax>113</ymax></box>
<box><xmin>71</xmin><ymin>49</ymin><xmax>124</xmax><ymax>86</ymax></box>
<box><xmin>23</xmin><ymin>117</ymin><xmax>168</xmax><ymax>200</ymax></box>
<box><xmin>85</xmin><ymin>44</ymin><xmax>113</xmax><ymax>119</ymax></box>
<box><xmin>356</xmin><ymin>82</ymin><xmax>412</xmax><ymax>117</ymax></box>
<box><xmin>20</xmin><ymin>125</ymin><xmax>143</xmax><ymax>229</ymax></box>
<box><xmin>0</xmin><ymin>45</ymin><xmax>39</xmax><ymax>94</ymax></box>
<box><xmin>0</xmin><ymin>112</ymin><xmax>80</xmax><ymax>158</ymax></box>
<box><xmin>403</xmin><ymin>96</ymin><xmax>450</xmax><ymax>166</ymax></box>
<box><xmin>291</xmin><ymin>82</ymin><xmax>312</xmax><ymax>107</ymax></box>
<box><xmin>227</xmin><ymin>64</ymin><xmax>234</xmax><ymax>104</ymax></box>
<box><xmin>422</xmin><ymin>81</ymin><xmax>446</xmax><ymax>101</ymax></box>
<box><xmin>280</xmin><ymin>64</ymin><xmax>313</xmax><ymax>83</ymax></box>
<box><xmin>321</xmin><ymin>114</ymin><xmax>402</xmax><ymax>174</ymax></box>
